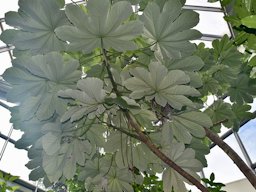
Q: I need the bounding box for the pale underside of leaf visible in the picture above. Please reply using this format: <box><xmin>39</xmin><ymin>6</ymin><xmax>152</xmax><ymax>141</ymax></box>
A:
<box><xmin>0</xmin><ymin>0</ymin><xmax>69</xmax><ymax>54</ymax></box>
<box><xmin>124</xmin><ymin>62</ymin><xmax>200</xmax><ymax>109</ymax></box>
<box><xmin>3</xmin><ymin>52</ymin><xmax>81</xmax><ymax>120</ymax></box>
<box><xmin>55</xmin><ymin>0</ymin><xmax>143</xmax><ymax>53</ymax></box>
<box><xmin>141</xmin><ymin>1</ymin><xmax>201</xmax><ymax>59</ymax></box>
<box><xmin>58</xmin><ymin>78</ymin><xmax>106</xmax><ymax>122</ymax></box>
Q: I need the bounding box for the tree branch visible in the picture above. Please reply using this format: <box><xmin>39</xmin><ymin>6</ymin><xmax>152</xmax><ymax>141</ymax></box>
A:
<box><xmin>101</xmin><ymin>45</ymin><xmax>121</xmax><ymax>97</ymax></box>
<box><xmin>99</xmin><ymin>41</ymin><xmax>208</xmax><ymax>192</ymax></box>
<box><xmin>204</xmin><ymin>127</ymin><xmax>256</xmax><ymax>189</ymax></box>
<box><xmin>126</xmin><ymin>112</ymin><xmax>209</xmax><ymax>192</ymax></box>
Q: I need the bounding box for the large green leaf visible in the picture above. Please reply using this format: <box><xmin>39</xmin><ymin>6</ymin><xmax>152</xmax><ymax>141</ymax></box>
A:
<box><xmin>3</xmin><ymin>52</ymin><xmax>81</xmax><ymax>120</ymax></box>
<box><xmin>205</xmin><ymin>100</ymin><xmax>235</xmax><ymax>133</ymax></box>
<box><xmin>78</xmin><ymin>157</ymin><xmax>109</xmax><ymax>182</ymax></box>
<box><xmin>232</xmin><ymin>104</ymin><xmax>255</xmax><ymax>131</ymax></box>
<box><xmin>79</xmin><ymin>156</ymin><xmax>139</xmax><ymax>192</ymax></box>
<box><xmin>58</xmin><ymin>78</ymin><xmax>106</xmax><ymax>122</ymax></box>
<box><xmin>228</xmin><ymin>74</ymin><xmax>256</xmax><ymax>104</ymax></box>
<box><xmin>140</xmin><ymin>0</ymin><xmax>201</xmax><ymax>59</ymax></box>
<box><xmin>241</xmin><ymin>15</ymin><xmax>256</xmax><ymax>29</ymax></box>
<box><xmin>200</xmin><ymin>75</ymin><xmax>222</xmax><ymax>95</ymax></box>
<box><xmin>42</xmin><ymin>133</ymin><xmax>92</xmax><ymax>181</ymax></box>
<box><xmin>55</xmin><ymin>0</ymin><xmax>143</xmax><ymax>53</ymax></box>
<box><xmin>107</xmin><ymin>168</ymin><xmax>134</xmax><ymax>192</ymax></box>
<box><xmin>164</xmin><ymin>56</ymin><xmax>204</xmax><ymax>72</ymax></box>
<box><xmin>124</xmin><ymin>62</ymin><xmax>200</xmax><ymax>109</ymax></box>
<box><xmin>211</xmin><ymin>35</ymin><xmax>242</xmax><ymax>83</ymax></box>
<box><xmin>161</xmin><ymin>139</ymin><xmax>203</xmax><ymax>192</ymax></box>
<box><xmin>42</xmin><ymin>132</ymin><xmax>61</xmax><ymax>156</ymax></box>
<box><xmin>163</xmin><ymin>55</ymin><xmax>204</xmax><ymax>88</ymax></box>
<box><xmin>186</xmin><ymin>138</ymin><xmax>210</xmax><ymax>167</ymax></box>
<box><xmin>194</xmin><ymin>43</ymin><xmax>215</xmax><ymax>72</ymax></box>
<box><xmin>78</xmin><ymin>156</ymin><xmax>114</xmax><ymax>190</ymax></box>
<box><xmin>170</xmin><ymin>111</ymin><xmax>212</xmax><ymax>144</ymax></box>
<box><xmin>10</xmin><ymin>107</ymin><xmax>45</xmax><ymax>149</ymax></box>
<box><xmin>0</xmin><ymin>0</ymin><xmax>69</xmax><ymax>54</ymax></box>
<box><xmin>110</xmin><ymin>133</ymin><xmax>156</xmax><ymax>171</ymax></box>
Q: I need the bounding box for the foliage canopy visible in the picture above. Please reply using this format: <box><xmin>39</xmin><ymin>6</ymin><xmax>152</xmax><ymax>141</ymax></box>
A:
<box><xmin>1</xmin><ymin>0</ymin><xmax>256</xmax><ymax>192</ymax></box>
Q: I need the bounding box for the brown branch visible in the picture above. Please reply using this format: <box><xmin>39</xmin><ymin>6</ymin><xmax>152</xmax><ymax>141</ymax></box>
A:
<box><xmin>101</xmin><ymin>45</ymin><xmax>121</xmax><ymax>97</ymax></box>
<box><xmin>205</xmin><ymin>127</ymin><xmax>256</xmax><ymax>189</ymax></box>
<box><xmin>213</xmin><ymin>119</ymin><xmax>228</xmax><ymax>126</ymax></box>
<box><xmin>126</xmin><ymin>112</ymin><xmax>209</xmax><ymax>192</ymax></box>
<box><xmin>99</xmin><ymin>40</ymin><xmax>208</xmax><ymax>192</ymax></box>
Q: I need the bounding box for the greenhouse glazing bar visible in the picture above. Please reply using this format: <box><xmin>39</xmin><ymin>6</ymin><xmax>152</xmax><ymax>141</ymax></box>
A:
<box><xmin>183</xmin><ymin>5</ymin><xmax>222</xmax><ymax>12</ymax></box>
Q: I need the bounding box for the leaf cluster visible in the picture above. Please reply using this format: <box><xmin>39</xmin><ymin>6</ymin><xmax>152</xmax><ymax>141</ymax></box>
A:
<box><xmin>0</xmin><ymin>171</ymin><xmax>20</xmax><ymax>192</ymax></box>
<box><xmin>202</xmin><ymin>173</ymin><xmax>226</xmax><ymax>192</ymax></box>
<box><xmin>0</xmin><ymin>0</ymin><xmax>255</xmax><ymax>192</ymax></box>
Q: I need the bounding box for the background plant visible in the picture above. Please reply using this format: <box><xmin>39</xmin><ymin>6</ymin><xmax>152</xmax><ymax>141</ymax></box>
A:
<box><xmin>0</xmin><ymin>171</ymin><xmax>19</xmax><ymax>192</ymax></box>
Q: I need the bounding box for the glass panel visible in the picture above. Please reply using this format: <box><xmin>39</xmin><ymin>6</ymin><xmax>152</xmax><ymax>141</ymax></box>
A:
<box><xmin>194</xmin><ymin>11</ymin><xmax>231</xmax><ymax>37</ymax></box>
<box><xmin>225</xmin><ymin>134</ymin><xmax>247</xmax><ymax>163</ymax></box>
<box><xmin>186</xmin><ymin>0</ymin><xmax>221</xmax><ymax>8</ymax></box>
<box><xmin>0</xmin><ymin>40</ymin><xmax>5</xmax><ymax>47</ymax></box>
<box><xmin>0</xmin><ymin>51</ymin><xmax>12</xmax><ymax>75</ymax></box>
<box><xmin>0</xmin><ymin>1</ymin><xmax>19</xmax><ymax>18</ymax></box>
<box><xmin>204</xmin><ymin>134</ymin><xmax>245</xmax><ymax>184</ymax></box>
<box><xmin>239</xmin><ymin>119</ymin><xmax>256</xmax><ymax>163</ymax></box>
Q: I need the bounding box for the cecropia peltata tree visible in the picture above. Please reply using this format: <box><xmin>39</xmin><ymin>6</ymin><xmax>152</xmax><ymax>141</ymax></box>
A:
<box><xmin>1</xmin><ymin>0</ymin><xmax>256</xmax><ymax>191</ymax></box>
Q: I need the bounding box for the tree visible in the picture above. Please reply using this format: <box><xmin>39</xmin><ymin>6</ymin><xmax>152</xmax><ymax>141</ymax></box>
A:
<box><xmin>0</xmin><ymin>0</ymin><xmax>256</xmax><ymax>191</ymax></box>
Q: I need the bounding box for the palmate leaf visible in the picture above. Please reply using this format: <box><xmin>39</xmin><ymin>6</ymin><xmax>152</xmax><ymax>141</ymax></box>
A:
<box><xmin>9</xmin><ymin>107</ymin><xmax>45</xmax><ymax>149</ymax></box>
<box><xmin>78</xmin><ymin>157</ymin><xmax>109</xmax><ymax>182</ymax></box>
<box><xmin>241</xmin><ymin>15</ymin><xmax>256</xmax><ymax>29</ymax></box>
<box><xmin>228</xmin><ymin>74</ymin><xmax>256</xmax><ymax>104</ymax></box>
<box><xmin>161</xmin><ymin>131</ymin><xmax>203</xmax><ymax>192</ymax></box>
<box><xmin>211</xmin><ymin>35</ymin><xmax>242</xmax><ymax>83</ymax></box>
<box><xmin>42</xmin><ymin>122</ymin><xmax>92</xmax><ymax>181</ymax></box>
<box><xmin>26</xmin><ymin>145</ymin><xmax>45</xmax><ymax>180</ymax></box>
<box><xmin>200</xmin><ymin>75</ymin><xmax>222</xmax><ymax>95</ymax></box>
<box><xmin>170</xmin><ymin>111</ymin><xmax>213</xmax><ymax>144</ymax></box>
<box><xmin>107</xmin><ymin>168</ymin><xmax>134</xmax><ymax>192</ymax></box>
<box><xmin>3</xmin><ymin>52</ymin><xmax>81</xmax><ymax>120</ymax></box>
<box><xmin>79</xmin><ymin>156</ymin><xmax>136</xmax><ymax>192</ymax></box>
<box><xmin>232</xmin><ymin>104</ymin><xmax>255</xmax><ymax>131</ymax></box>
<box><xmin>140</xmin><ymin>0</ymin><xmax>201</xmax><ymax>59</ymax></box>
<box><xmin>205</xmin><ymin>100</ymin><xmax>236</xmax><ymax>133</ymax></box>
<box><xmin>163</xmin><ymin>55</ymin><xmax>204</xmax><ymax>88</ymax></box>
<box><xmin>0</xmin><ymin>0</ymin><xmax>69</xmax><ymax>55</ymax></box>
<box><xmin>55</xmin><ymin>0</ymin><xmax>143</xmax><ymax>53</ymax></box>
<box><xmin>105</xmin><ymin>131</ymin><xmax>156</xmax><ymax>171</ymax></box>
<box><xmin>58</xmin><ymin>78</ymin><xmax>106</xmax><ymax>122</ymax></box>
<box><xmin>186</xmin><ymin>138</ymin><xmax>210</xmax><ymax>167</ymax></box>
<box><xmin>194</xmin><ymin>43</ymin><xmax>215</xmax><ymax>72</ymax></box>
<box><xmin>124</xmin><ymin>62</ymin><xmax>200</xmax><ymax>110</ymax></box>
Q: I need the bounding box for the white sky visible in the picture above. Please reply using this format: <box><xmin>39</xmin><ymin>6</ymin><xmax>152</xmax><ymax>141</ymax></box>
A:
<box><xmin>0</xmin><ymin>0</ymin><xmax>255</xmax><ymax>189</ymax></box>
